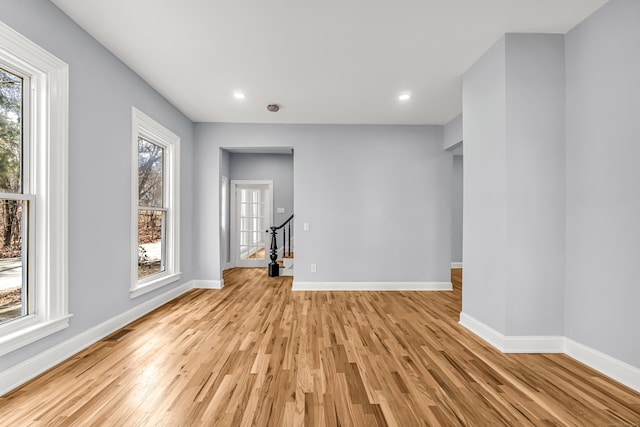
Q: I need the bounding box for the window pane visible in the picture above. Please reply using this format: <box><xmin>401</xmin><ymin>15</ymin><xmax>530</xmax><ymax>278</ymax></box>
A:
<box><xmin>138</xmin><ymin>138</ymin><xmax>163</xmax><ymax>208</ymax></box>
<box><xmin>248</xmin><ymin>246</ymin><xmax>265</xmax><ymax>260</ymax></box>
<box><xmin>0</xmin><ymin>67</ymin><xmax>23</xmax><ymax>194</ymax></box>
<box><xmin>0</xmin><ymin>199</ymin><xmax>25</xmax><ymax>324</ymax></box>
<box><xmin>240</xmin><ymin>246</ymin><xmax>266</xmax><ymax>260</ymax></box>
<box><xmin>239</xmin><ymin>245</ymin><xmax>249</xmax><ymax>260</ymax></box>
<box><xmin>138</xmin><ymin>209</ymin><xmax>165</xmax><ymax>279</ymax></box>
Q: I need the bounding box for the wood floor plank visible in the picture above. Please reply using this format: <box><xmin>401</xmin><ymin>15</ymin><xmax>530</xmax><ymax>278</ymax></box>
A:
<box><xmin>1</xmin><ymin>267</ymin><xmax>639</xmax><ymax>426</ymax></box>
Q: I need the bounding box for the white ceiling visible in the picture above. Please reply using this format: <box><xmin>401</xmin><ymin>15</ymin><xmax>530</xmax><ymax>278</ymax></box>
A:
<box><xmin>51</xmin><ymin>0</ymin><xmax>608</xmax><ymax>125</ymax></box>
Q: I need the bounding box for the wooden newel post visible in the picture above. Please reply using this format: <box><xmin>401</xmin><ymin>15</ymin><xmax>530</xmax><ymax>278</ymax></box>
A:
<box><xmin>268</xmin><ymin>226</ymin><xmax>279</xmax><ymax>277</ymax></box>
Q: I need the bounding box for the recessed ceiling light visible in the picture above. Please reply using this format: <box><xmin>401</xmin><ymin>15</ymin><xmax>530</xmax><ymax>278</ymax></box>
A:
<box><xmin>233</xmin><ymin>92</ymin><xmax>246</xmax><ymax>100</ymax></box>
<box><xmin>398</xmin><ymin>93</ymin><xmax>411</xmax><ymax>101</ymax></box>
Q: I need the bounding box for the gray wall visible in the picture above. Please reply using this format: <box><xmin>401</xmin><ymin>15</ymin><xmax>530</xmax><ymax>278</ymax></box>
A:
<box><xmin>565</xmin><ymin>0</ymin><xmax>640</xmax><ymax>367</ymax></box>
<box><xmin>229</xmin><ymin>153</ymin><xmax>294</xmax><ymax>226</ymax></box>
<box><xmin>0</xmin><ymin>0</ymin><xmax>194</xmax><ymax>370</ymax></box>
<box><xmin>451</xmin><ymin>156</ymin><xmax>463</xmax><ymax>263</ymax></box>
<box><xmin>194</xmin><ymin>124</ymin><xmax>452</xmax><ymax>284</ymax></box>
<box><xmin>220</xmin><ymin>148</ymin><xmax>231</xmax><ymax>179</ymax></box>
<box><xmin>444</xmin><ymin>113</ymin><xmax>463</xmax><ymax>150</ymax></box>
<box><xmin>462</xmin><ymin>36</ymin><xmax>508</xmax><ymax>332</ymax></box>
<box><xmin>504</xmin><ymin>34</ymin><xmax>565</xmax><ymax>336</ymax></box>
<box><xmin>462</xmin><ymin>34</ymin><xmax>566</xmax><ymax>336</ymax></box>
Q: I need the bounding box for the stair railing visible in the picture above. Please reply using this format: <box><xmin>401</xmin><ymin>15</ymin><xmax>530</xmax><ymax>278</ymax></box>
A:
<box><xmin>267</xmin><ymin>214</ymin><xmax>293</xmax><ymax>277</ymax></box>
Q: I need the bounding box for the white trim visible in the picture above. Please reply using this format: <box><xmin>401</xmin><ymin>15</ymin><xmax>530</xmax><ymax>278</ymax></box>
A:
<box><xmin>292</xmin><ymin>281</ymin><xmax>452</xmax><ymax>291</ymax></box>
<box><xmin>451</xmin><ymin>262</ymin><xmax>463</xmax><ymax>268</ymax></box>
<box><xmin>565</xmin><ymin>338</ymin><xmax>640</xmax><ymax>393</ymax></box>
<box><xmin>0</xmin><ymin>316</ymin><xmax>72</xmax><ymax>357</ymax></box>
<box><xmin>0</xmin><ymin>21</ymin><xmax>70</xmax><ymax>355</ymax></box>
<box><xmin>503</xmin><ymin>335</ymin><xmax>564</xmax><ymax>353</ymax></box>
<box><xmin>460</xmin><ymin>312</ymin><xmax>640</xmax><ymax>393</ymax></box>
<box><xmin>0</xmin><ymin>193</ymin><xmax>36</xmax><ymax>201</ymax></box>
<box><xmin>129</xmin><ymin>272</ymin><xmax>182</xmax><ymax>298</ymax></box>
<box><xmin>459</xmin><ymin>312</ymin><xmax>507</xmax><ymax>351</ymax></box>
<box><xmin>459</xmin><ymin>312</ymin><xmax>564</xmax><ymax>353</ymax></box>
<box><xmin>130</xmin><ymin>107</ymin><xmax>181</xmax><ymax>298</ymax></box>
<box><xmin>0</xmin><ymin>280</ymin><xmax>194</xmax><ymax>397</ymax></box>
<box><xmin>193</xmin><ymin>280</ymin><xmax>224</xmax><ymax>289</ymax></box>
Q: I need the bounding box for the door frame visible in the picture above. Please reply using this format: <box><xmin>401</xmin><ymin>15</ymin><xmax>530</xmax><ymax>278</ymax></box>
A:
<box><xmin>230</xmin><ymin>180</ymin><xmax>273</xmax><ymax>267</ymax></box>
<box><xmin>219</xmin><ymin>175</ymin><xmax>232</xmax><ymax>270</ymax></box>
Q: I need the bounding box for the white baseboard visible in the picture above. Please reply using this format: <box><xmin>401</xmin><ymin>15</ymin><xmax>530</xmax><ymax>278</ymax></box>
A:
<box><xmin>459</xmin><ymin>312</ymin><xmax>564</xmax><ymax>353</ymax></box>
<box><xmin>565</xmin><ymin>338</ymin><xmax>640</xmax><ymax>393</ymax></box>
<box><xmin>503</xmin><ymin>335</ymin><xmax>564</xmax><ymax>353</ymax></box>
<box><xmin>0</xmin><ymin>281</ymin><xmax>194</xmax><ymax>397</ymax></box>
<box><xmin>459</xmin><ymin>312</ymin><xmax>507</xmax><ymax>351</ymax></box>
<box><xmin>192</xmin><ymin>280</ymin><xmax>224</xmax><ymax>289</ymax></box>
<box><xmin>451</xmin><ymin>262</ymin><xmax>463</xmax><ymax>268</ymax></box>
<box><xmin>292</xmin><ymin>281</ymin><xmax>452</xmax><ymax>291</ymax></box>
<box><xmin>460</xmin><ymin>312</ymin><xmax>640</xmax><ymax>393</ymax></box>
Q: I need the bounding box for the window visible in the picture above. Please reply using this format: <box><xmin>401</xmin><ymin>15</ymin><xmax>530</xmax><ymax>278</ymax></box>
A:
<box><xmin>0</xmin><ymin>65</ymin><xmax>31</xmax><ymax>327</ymax></box>
<box><xmin>0</xmin><ymin>22</ymin><xmax>69</xmax><ymax>356</ymax></box>
<box><xmin>130</xmin><ymin>107</ymin><xmax>180</xmax><ymax>298</ymax></box>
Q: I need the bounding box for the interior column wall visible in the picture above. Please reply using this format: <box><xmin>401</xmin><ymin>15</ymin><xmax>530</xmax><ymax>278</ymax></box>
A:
<box><xmin>461</xmin><ymin>36</ymin><xmax>508</xmax><ymax>333</ymax></box>
<box><xmin>462</xmin><ymin>34</ymin><xmax>566</xmax><ymax>337</ymax></box>
<box><xmin>504</xmin><ymin>34</ymin><xmax>566</xmax><ymax>336</ymax></box>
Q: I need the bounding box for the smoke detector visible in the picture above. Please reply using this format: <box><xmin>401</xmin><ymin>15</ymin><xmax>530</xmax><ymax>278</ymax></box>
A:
<box><xmin>266</xmin><ymin>104</ymin><xmax>280</xmax><ymax>112</ymax></box>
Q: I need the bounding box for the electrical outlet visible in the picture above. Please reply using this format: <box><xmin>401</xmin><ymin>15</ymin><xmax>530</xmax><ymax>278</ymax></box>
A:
<box><xmin>311</xmin><ymin>263</ymin><xmax>317</xmax><ymax>272</ymax></box>
<box><xmin>277</xmin><ymin>208</ymin><xmax>285</xmax><ymax>213</ymax></box>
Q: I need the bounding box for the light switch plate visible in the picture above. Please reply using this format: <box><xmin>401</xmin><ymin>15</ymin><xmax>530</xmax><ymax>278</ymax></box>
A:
<box><xmin>303</xmin><ymin>223</ymin><xmax>310</xmax><ymax>231</ymax></box>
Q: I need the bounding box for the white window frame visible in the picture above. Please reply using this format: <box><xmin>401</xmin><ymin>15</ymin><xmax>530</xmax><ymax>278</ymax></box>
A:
<box><xmin>130</xmin><ymin>107</ymin><xmax>180</xmax><ymax>298</ymax></box>
<box><xmin>0</xmin><ymin>22</ymin><xmax>70</xmax><ymax>357</ymax></box>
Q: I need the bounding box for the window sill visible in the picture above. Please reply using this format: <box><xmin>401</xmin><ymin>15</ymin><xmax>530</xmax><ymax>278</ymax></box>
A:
<box><xmin>0</xmin><ymin>314</ymin><xmax>73</xmax><ymax>357</ymax></box>
<box><xmin>130</xmin><ymin>272</ymin><xmax>182</xmax><ymax>298</ymax></box>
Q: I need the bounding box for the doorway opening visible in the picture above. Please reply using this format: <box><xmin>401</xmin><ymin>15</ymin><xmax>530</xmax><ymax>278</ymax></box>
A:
<box><xmin>230</xmin><ymin>181</ymin><xmax>273</xmax><ymax>268</ymax></box>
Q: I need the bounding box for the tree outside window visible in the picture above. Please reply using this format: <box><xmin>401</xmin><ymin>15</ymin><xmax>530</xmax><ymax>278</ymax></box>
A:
<box><xmin>0</xmin><ymin>67</ymin><xmax>27</xmax><ymax>325</ymax></box>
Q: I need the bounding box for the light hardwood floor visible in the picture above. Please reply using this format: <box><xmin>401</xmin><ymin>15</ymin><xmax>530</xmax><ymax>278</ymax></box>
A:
<box><xmin>1</xmin><ymin>268</ymin><xmax>639</xmax><ymax>426</ymax></box>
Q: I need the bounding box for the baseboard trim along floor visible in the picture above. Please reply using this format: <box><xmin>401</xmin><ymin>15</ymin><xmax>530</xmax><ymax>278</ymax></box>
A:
<box><xmin>459</xmin><ymin>311</ymin><xmax>640</xmax><ymax>393</ymax></box>
<box><xmin>292</xmin><ymin>281</ymin><xmax>453</xmax><ymax>291</ymax></box>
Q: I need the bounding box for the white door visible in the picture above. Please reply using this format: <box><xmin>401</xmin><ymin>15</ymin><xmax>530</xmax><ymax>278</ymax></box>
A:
<box><xmin>231</xmin><ymin>181</ymin><xmax>273</xmax><ymax>268</ymax></box>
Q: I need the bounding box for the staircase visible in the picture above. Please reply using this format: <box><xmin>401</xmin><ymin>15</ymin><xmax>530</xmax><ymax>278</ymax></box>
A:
<box><xmin>279</xmin><ymin>252</ymin><xmax>294</xmax><ymax>276</ymax></box>
<box><xmin>268</xmin><ymin>215</ymin><xmax>294</xmax><ymax>278</ymax></box>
